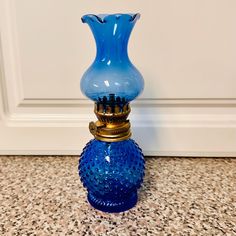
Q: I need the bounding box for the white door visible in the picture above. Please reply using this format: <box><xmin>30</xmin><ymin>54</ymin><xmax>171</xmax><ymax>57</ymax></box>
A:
<box><xmin>1</xmin><ymin>0</ymin><xmax>236</xmax><ymax>156</ymax></box>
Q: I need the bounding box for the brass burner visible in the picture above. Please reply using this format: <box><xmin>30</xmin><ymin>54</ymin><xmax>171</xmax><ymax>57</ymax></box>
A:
<box><xmin>89</xmin><ymin>101</ymin><xmax>131</xmax><ymax>142</ymax></box>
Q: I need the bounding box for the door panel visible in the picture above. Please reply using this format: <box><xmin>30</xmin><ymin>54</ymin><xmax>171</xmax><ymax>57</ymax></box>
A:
<box><xmin>1</xmin><ymin>0</ymin><xmax>236</xmax><ymax>156</ymax></box>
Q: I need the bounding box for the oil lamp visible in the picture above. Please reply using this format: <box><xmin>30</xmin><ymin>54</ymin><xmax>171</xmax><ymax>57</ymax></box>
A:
<box><xmin>79</xmin><ymin>13</ymin><xmax>145</xmax><ymax>213</ymax></box>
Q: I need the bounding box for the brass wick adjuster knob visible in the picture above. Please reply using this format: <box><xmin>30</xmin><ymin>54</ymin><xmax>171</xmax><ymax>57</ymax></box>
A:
<box><xmin>89</xmin><ymin>121</ymin><xmax>105</xmax><ymax>136</ymax></box>
<box><xmin>89</xmin><ymin>122</ymin><xmax>97</xmax><ymax>135</ymax></box>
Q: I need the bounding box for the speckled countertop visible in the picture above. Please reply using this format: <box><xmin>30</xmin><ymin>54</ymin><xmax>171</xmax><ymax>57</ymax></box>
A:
<box><xmin>0</xmin><ymin>156</ymin><xmax>235</xmax><ymax>236</ymax></box>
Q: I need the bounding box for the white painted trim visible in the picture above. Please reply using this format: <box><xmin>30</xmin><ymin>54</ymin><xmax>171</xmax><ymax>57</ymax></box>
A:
<box><xmin>17</xmin><ymin>98</ymin><xmax>236</xmax><ymax>107</ymax></box>
<box><xmin>0</xmin><ymin>0</ymin><xmax>24</xmax><ymax>111</ymax></box>
<box><xmin>0</xmin><ymin>122</ymin><xmax>236</xmax><ymax>156</ymax></box>
<box><xmin>4</xmin><ymin>112</ymin><xmax>236</xmax><ymax>128</ymax></box>
<box><xmin>0</xmin><ymin>150</ymin><xmax>235</xmax><ymax>157</ymax></box>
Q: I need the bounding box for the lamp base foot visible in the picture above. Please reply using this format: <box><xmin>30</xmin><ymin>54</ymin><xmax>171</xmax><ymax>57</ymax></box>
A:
<box><xmin>87</xmin><ymin>191</ymin><xmax>138</xmax><ymax>213</ymax></box>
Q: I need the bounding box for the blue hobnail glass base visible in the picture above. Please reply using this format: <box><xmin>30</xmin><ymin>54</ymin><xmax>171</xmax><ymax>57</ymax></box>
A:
<box><xmin>88</xmin><ymin>191</ymin><xmax>138</xmax><ymax>213</ymax></box>
<box><xmin>79</xmin><ymin>139</ymin><xmax>145</xmax><ymax>213</ymax></box>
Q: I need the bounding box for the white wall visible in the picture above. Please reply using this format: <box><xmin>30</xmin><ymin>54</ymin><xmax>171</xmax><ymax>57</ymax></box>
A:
<box><xmin>1</xmin><ymin>0</ymin><xmax>236</xmax><ymax>156</ymax></box>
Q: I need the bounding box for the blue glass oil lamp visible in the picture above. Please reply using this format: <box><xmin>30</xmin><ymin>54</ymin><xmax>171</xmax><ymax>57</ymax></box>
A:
<box><xmin>79</xmin><ymin>13</ymin><xmax>145</xmax><ymax>213</ymax></box>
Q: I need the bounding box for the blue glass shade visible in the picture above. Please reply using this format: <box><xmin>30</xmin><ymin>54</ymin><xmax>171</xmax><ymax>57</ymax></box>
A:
<box><xmin>79</xmin><ymin>139</ymin><xmax>145</xmax><ymax>213</ymax></box>
<box><xmin>80</xmin><ymin>13</ymin><xmax>144</xmax><ymax>103</ymax></box>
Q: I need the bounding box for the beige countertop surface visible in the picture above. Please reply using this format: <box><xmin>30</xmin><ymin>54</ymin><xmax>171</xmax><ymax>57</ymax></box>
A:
<box><xmin>0</xmin><ymin>156</ymin><xmax>235</xmax><ymax>236</ymax></box>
